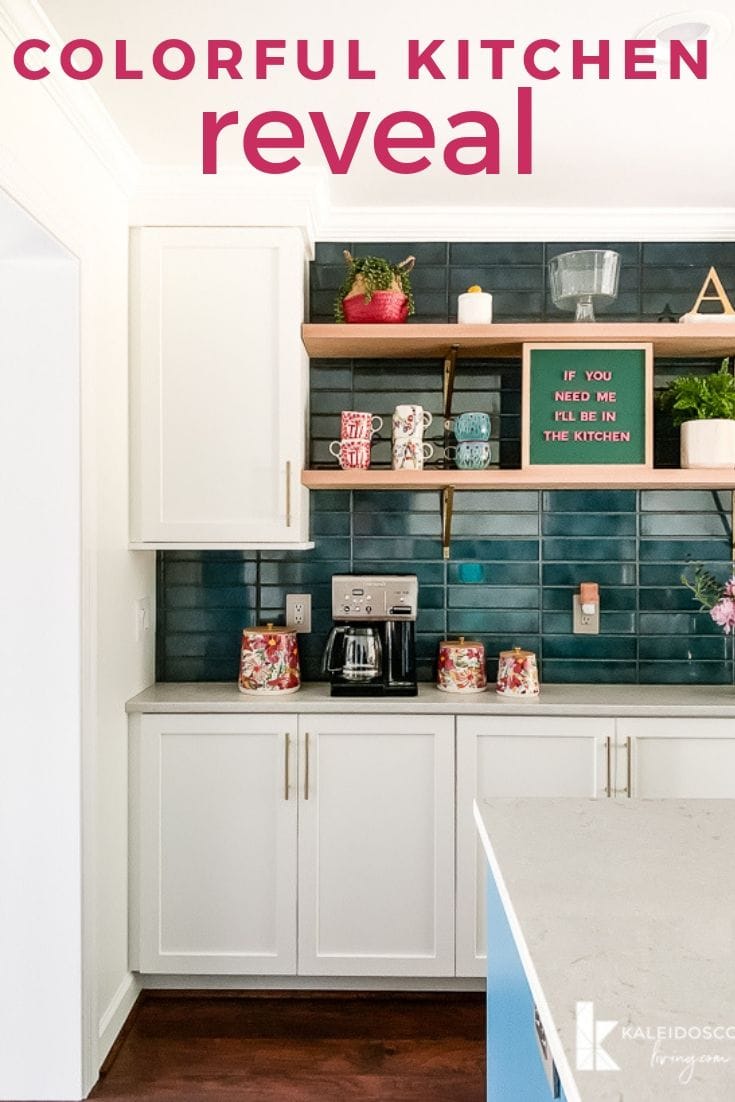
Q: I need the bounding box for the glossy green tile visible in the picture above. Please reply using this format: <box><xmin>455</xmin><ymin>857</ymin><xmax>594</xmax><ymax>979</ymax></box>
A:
<box><xmin>640</xmin><ymin>490</ymin><xmax>732</xmax><ymax>511</ymax></box>
<box><xmin>358</xmin><ymin>241</ymin><xmax>448</xmax><ymax>264</ymax></box>
<box><xmin>311</xmin><ymin>512</ymin><xmax>351</xmax><ymax>537</ymax></box>
<box><xmin>453</xmin><ymin>491</ymin><xmax>539</xmax><ymax>511</ymax></box>
<box><xmin>639</xmin><ymin>636</ymin><xmax>730</xmax><ymax>660</ymax></box>
<box><xmin>448</xmin><ymin>586</ymin><xmax>540</xmax><ymax>610</ymax></box>
<box><xmin>450</xmin><ymin>242</ymin><xmax>543</xmax><ymax>265</ymax></box>
<box><xmin>449</xmin><ymin>541</ymin><xmax>539</xmax><ymax>563</ymax></box>
<box><xmin>543</xmin><ymin>611</ymin><xmax>637</xmax><ymax>635</ymax></box>
<box><xmin>452</xmin><ymin>514</ymin><xmax>539</xmax><ymax>538</ymax></box>
<box><xmin>542</xmin><ymin>490</ymin><xmax>636</xmax><ymax>512</ymax></box>
<box><xmin>165</xmin><ymin>633</ymin><xmax>242</xmax><ymax>658</ymax></box>
<box><xmin>449</xmin><ymin>266</ymin><xmax>544</xmax><ymax>293</ymax></box>
<box><xmin>639</xmin><ymin>587</ymin><xmax>708</xmax><ymax>611</ymax></box>
<box><xmin>638</xmin><ymin>662</ymin><xmax>732</xmax><ymax>685</ymax></box>
<box><xmin>450</xmin><ymin>561</ymin><xmax>540</xmax><ymax>585</ymax></box>
<box><xmin>641</xmin><ymin>514</ymin><xmax>733</xmax><ymax>538</ymax></box>
<box><xmin>353</xmin><ymin>537</ymin><xmax>442</xmax><ymax>561</ymax></box>
<box><xmin>542</xmin><ymin>563</ymin><xmax>636</xmax><ymax>586</ymax></box>
<box><xmin>542</xmin><ymin>513</ymin><xmax>636</xmax><ymax>537</ymax></box>
<box><xmin>353</xmin><ymin>511</ymin><xmax>439</xmax><ymax>537</ymax></box>
<box><xmin>163</xmin><ymin>561</ymin><xmax>257</xmax><ymax>586</ymax></box>
<box><xmin>639</xmin><ymin>538</ymin><xmax>732</xmax><ymax>562</ymax></box>
<box><xmin>638</xmin><ymin>612</ymin><xmax>722</xmax><ymax>636</ymax></box>
<box><xmin>542</xmin><ymin>538</ymin><xmax>637</xmax><ymax>562</ymax></box>
<box><xmin>640</xmin><ymin>562</ymin><xmax>731</xmax><ymax>587</ymax></box>
<box><xmin>164</xmin><ymin>586</ymin><xmax>256</xmax><ymax>611</ymax></box>
<box><xmin>448</xmin><ymin>610</ymin><xmax>539</xmax><ymax>634</ymax></box>
<box><xmin>542</xmin><ymin>660</ymin><xmax>638</xmax><ymax>684</ymax></box>
<box><xmin>543</xmin><ymin>636</ymin><xmax>636</xmax><ymax>660</ymax></box>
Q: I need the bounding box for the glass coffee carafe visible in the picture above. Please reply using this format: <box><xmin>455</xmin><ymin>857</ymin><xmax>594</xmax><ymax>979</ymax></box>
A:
<box><xmin>323</xmin><ymin>625</ymin><xmax>382</xmax><ymax>681</ymax></box>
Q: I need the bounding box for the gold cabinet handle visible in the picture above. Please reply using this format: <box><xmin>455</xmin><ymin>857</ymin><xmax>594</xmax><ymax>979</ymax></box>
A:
<box><xmin>605</xmin><ymin>735</ymin><xmax>612</xmax><ymax>798</ymax></box>
<box><xmin>304</xmin><ymin>731</ymin><xmax>310</xmax><ymax>800</ymax></box>
<box><xmin>284</xmin><ymin>732</ymin><xmax>290</xmax><ymax>801</ymax></box>
<box><xmin>286</xmin><ymin>461</ymin><xmax>292</xmax><ymax>528</ymax></box>
<box><xmin>626</xmin><ymin>736</ymin><xmax>633</xmax><ymax>798</ymax></box>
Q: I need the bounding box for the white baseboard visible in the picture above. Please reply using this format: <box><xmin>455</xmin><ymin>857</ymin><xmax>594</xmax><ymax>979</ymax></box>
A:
<box><xmin>141</xmin><ymin>974</ymin><xmax>485</xmax><ymax>993</ymax></box>
<box><xmin>97</xmin><ymin>972</ymin><xmax>141</xmax><ymax>1065</ymax></box>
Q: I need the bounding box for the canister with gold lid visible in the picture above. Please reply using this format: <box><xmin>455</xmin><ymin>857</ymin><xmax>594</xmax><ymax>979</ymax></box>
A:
<box><xmin>496</xmin><ymin>646</ymin><xmax>540</xmax><ymax>698</ymax></box>
<box><xmin>239</xmin><ymin>623</ymin><xmax>301</xmax><ymax>695</ymax></box>
<box><xmin>437</xmin><ymin>636</ymin><xmax>487</xmax><ymax>694</ymax></box>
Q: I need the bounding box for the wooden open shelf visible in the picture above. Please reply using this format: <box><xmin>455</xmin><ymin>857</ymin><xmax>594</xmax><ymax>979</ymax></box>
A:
<box><xmin>302</xmin><ymin>322</ymin><xmax>735</xmax><ymax>360</ymax></box>
<box><xmin>302</xmin><ymin>468</ymin><xmax>735</xmax><ymax>492</ymax></box>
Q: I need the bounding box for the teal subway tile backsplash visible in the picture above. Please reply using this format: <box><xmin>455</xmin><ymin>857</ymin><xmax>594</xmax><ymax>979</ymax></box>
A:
<box><xmin>157</xmin><ymin>239</ymin><xmax>735</xmax><ymax>686</ymax></box>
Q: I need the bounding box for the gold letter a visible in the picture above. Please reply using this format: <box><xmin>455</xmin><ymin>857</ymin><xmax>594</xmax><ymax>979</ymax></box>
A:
<box><xmin>689</xmin><ymin>266</ymin><xmax>735</xmax><ymax>315</ymax></box>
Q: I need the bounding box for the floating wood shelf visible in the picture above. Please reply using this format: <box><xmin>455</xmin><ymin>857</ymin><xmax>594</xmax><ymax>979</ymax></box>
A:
<box><xmin>302</xmin><ymin>322</ymin><xmax>735</xmax><ymax>360</ymax></box>
<box><xmin>302</xmin><ymin>468</ymin><xmax>735</xmax><ymax>492</ymax></box>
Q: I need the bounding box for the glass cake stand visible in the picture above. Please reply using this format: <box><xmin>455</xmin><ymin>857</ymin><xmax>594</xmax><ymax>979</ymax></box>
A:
<box><xmin>548</xmin><ymin>249</ymin><xmax>621</xmax><ymax>322</ymax></box>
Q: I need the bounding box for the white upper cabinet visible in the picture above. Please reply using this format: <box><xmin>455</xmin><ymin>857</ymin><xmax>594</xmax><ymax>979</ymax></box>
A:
<box><xmin>130</xmin><ymin>227</ymin><xmax>311</xmax><ymax>548</ymax></box>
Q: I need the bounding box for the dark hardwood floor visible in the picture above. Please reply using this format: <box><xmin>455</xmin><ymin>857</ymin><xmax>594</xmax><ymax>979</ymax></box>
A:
<box><xmin>91</xmin><ymin>992</ymin><xmax>486</xmax><ymax>1101</ymax></box>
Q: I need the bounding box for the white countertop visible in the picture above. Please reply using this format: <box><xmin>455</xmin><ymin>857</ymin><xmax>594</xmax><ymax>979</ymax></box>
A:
<box><xmin>474</xmin><ymin>798</ymin><xmax>735</xmax><ymax>1101</ymax></box>
<box><xmin>126</xmin><ymin>681</ymin><xmax>735</xmax><ymax>716</ymax></box>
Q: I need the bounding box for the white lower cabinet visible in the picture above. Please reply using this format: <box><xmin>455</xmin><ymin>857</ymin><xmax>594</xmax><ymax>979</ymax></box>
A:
<box><xmin>131</xmin><ymin>714</ymin><xmax>298</xmax><ymax>974</ymax></box>
<box><xmin>130</xmin><ymin>712</ymin><xmax>454</xmax><ymax>978</ymax></box>
<box><xmin>617</xmin><ymin>719</ymin><xmax>735</xmax><ymax>797</ymax></box>
<box><xmin>455</xmin><ymin>716</ymin><xmax>613</xmax><ymax>977</ymax></box>
<box><xmin>298</xmin><ymin>714</ymin><xmax>455</xmax><ymax>977</ymax></box>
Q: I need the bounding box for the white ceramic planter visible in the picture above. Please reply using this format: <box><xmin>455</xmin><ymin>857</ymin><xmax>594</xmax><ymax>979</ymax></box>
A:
<box><xmin>680</xmin><ymin>419</ymin><xmax>735</xmax><ymax>468</ymax></box>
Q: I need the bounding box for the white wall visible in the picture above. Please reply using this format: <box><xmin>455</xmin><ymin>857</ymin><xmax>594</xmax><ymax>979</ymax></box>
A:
<box><xmin>0</xmin><ymin>2</ymin><xmax>155</xmax><ymax>1097</ymax></box>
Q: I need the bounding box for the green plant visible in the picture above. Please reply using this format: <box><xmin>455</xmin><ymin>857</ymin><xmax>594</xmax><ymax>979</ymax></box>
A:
<box><xmin>657</xmin><ymin>360</ymin><xmax>735</xmax><ymax>426</ymax></box>
<box><xmin>334</xmin><ymin>251</ymin><xmax>415</xmax><ymax>323</ymax></box>
<box><xmin>682</xmin><ymin>563</ymin><xmax>735</xmax><ymax>634</ymax></box>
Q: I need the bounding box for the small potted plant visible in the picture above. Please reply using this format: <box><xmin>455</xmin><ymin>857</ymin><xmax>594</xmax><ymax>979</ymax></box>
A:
<box><xmin>335</xmin><ymin>251</ymin><xmax>415</xmax><ymax>324</ymax></box>
<box><xmin>658</xmin><ymin>361</ymin><xmax>735</xmax><ymax>468</ymax></box>
<box><xmin>683</xmin><ymin>564</ymin><xmax>735</xmax><ymax>635</ymax></box>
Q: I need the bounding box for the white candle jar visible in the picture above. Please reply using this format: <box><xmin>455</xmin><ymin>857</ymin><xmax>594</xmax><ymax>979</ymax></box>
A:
<box><xmin>458</xmin><ymin>291</ymin><xmax>493</xmax><ymax>324</ymax></box>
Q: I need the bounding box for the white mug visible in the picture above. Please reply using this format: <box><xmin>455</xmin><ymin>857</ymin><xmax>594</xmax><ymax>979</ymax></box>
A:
<box><xmin>392</xmin><ymin>405</ymin><xmax>433</xmax><ymax>440</ymax></box>
<box><xmin>392</xmin><ymin>440</ymin><xmax>434</xmax><ymax>471</ymax></box>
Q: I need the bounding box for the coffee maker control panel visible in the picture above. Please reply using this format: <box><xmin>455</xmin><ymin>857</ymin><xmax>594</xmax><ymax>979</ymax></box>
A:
<box><xmin>332</xmin><ymin>575</ymin><xmax>418</xmax><ymax>621</ymax></box>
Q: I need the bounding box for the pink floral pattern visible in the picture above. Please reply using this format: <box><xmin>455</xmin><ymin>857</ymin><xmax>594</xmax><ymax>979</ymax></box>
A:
<box><xmin>496</xmin><ymin>650</ymin><xmax>540</xmax><ymax>697</ymax></box>
<box><xmin>437</xmin><ymin>642</ymin><xmax>487</xmax><ymax>693</ymax></box>
<box><xmin>239</xmin><ymin>629</ymin><xmax>300</xmax><ymax>694</ymax></box>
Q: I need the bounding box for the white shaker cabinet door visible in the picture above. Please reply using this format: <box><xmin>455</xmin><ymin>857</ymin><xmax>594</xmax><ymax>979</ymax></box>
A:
<box><xmin>131</xmin><ymin>714</ymin><xmax>297</xmax><ymax>974</ymax></box>
<box><xmin>618</xmin><ymin>719</ymin><xmax>735</xmax><ymax>797</ymax></box>
<box><xmin>297</xmin><ymin>714</ymin><xmax>455</xmax><ymax>977</ymax></box>
<box><xmin>455</xmin><ymin>716</ymin><xmax>613</xmax><ymax>977</ymax></box>
<box><xmin>130</xmin><ymin>226</ymin><xmax>310</xmax><ymax>547</ymax></box>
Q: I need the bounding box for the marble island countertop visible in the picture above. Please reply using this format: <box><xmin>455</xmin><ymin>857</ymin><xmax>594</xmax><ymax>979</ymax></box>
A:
<box><xmin>475</xmin><ymin>798</ymin><xmax>735</xmax><ymax>1101</ymax></box>
<box><xmin>126</xmin><ymin>681</ymin><xmax>735</xmax><ymax>716</ymax></box>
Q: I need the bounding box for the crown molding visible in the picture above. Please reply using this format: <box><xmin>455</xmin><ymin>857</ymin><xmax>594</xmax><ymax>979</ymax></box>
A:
<box><xmin>316</xmin><ymin>204</ymin><xmax>735</xmax><ymax>242</ymax></box>
<box><xmin>0</xmin><ymin>0</ymin><xmax>140</xmax><ymax>194</ymax></box>
<box><xmin>130</xmin><ymin>165</ymin><xmax>330</xmax><ymax>254</ymax></box>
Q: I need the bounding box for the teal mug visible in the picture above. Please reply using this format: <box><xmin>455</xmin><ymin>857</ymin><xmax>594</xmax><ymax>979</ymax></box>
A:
<box><xmin>445</xmin><ymin>441</ymin><xmax>492</xmax><ymax>469</ymax></box>
<box><xmin>452</xmin><ymin>412</ymin><xmax>491</xmax><ymax>442</ymax></box>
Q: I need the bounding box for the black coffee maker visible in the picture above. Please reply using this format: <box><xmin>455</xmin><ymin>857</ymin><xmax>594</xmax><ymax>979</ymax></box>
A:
<box><xmin>323</xmin><ymin>574</ymin><xmax>418</xmax><ymax>697</ymax></box>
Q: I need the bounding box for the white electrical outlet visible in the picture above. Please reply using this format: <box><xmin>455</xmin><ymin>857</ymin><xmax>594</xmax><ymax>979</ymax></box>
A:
<box><xmin>135</xmin><ymin>597</ymin><xmax>152</xmax><ymax>641</ymax></box>
<box><xmin>573</xmin><ymin>595</ymin><xmax>600</xmax><ymax>635</ymax></box>
<box><xmin>286</xmin><ymin>594</ymin><xmax>312</xmax><ymax>633</ymax></box>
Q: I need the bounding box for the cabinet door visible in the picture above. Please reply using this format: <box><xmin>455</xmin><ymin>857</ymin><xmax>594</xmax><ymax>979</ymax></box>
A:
<box><xmin>131</xmin><ymin>714</ymin><xmax>297</xmax><ymax>974</ymax></box>
<box><xmin>456</xmin><ymin>716</ymin><xmax>612</xmax><ymax>977</ymax></box>
<box><xmin>130</xmin><ymin>227</ymin><xmax>310</xmax><ymax>547</ymax></box>
<box><xmin>618</xmin><ymin>719</ymin><xmax>735</xmax><ymax>797</ymax></box>
<box><xmin>297</xmin><ymin>714</ymin><xmax>455</xmax><ymax>977</ymax></box>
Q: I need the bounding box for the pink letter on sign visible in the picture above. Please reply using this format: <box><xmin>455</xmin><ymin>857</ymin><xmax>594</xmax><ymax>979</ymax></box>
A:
<box><xmin>625</xmin><ymin>41</ymin><xmax>656</xmax><ymax>78</ymax></box>
<box><xmin>524</xmin><ymin>40</ymin><xmax>560</xmax><ymax>79</ymax></box>
<box><xmin>208</xmin><ymin>41</ymin><xmax>243</xmax><ymax>79</ymax></box>
<box><xmin>670</xmin><ymin>39</ymin><xmax>707</xmax><ymax>78</ymax></box>
<box><xmin>444</xmin><ymin>111</ymin><xmax>500</xmax><ymax>175</ymax></box>
<box><xmin>243</xmin><ymin>112</ymin><xmax>304</xmax><ymax>173</ymax></box>
<box><xmin>153</xmin><ymin>39</ymin><xmax>196</xmax><ymax>80</ymax></box>
<box><xmin>309</xmin><ymin>112</ymin><xmax>370</xmax><ymax>174</ymax></box>
<box><xmin>14</xmin><ymin>39</ymin><xmax>50</xmax><ymax>79</ymax></box>
<box><xmin>116</xmin><ymin>40</ymin><xmax>143</xmax><ymax>79</ymax></box>
<box><xmin>202</xmin><ymin>110</ymin><xmax>240</xmax><ymax>174</ymax></box>
<box><xmin>374</xmin><ymin>112</ymin><xmax>434</xmax><ymax>173</ymax></box>
<box><xmin>408</xmin><ymin>40</ymin><xmax>445</xmax><ymax>79</ymax></box>
<box><xmin>256</xmin><ymin>40</ymin><xmax>286</xmax><ymax>78</ymax></box>
<box><xmin>60</xmin><ymin>39</ymin><xmax>103</xmax><ymax>79</ymax></box>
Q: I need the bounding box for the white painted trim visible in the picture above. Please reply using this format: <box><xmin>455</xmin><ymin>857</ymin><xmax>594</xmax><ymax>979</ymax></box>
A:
<box><xmin>142</xmin><ymin>975</ymin><xmax>485</xmax><ymax>992</ymax></box>
<box><xmin>0</xmin><ymin>0</ymin><xmax>139</xmax><ymax>194</ymax></box>
<box><xmin>97</xmin><ymin>973</ymin><xmax>141</xmax><ymax>1066</ymax></box>
<box><xmin>317</xmin><ymin>204</ymin><xmax>735</xmax><ymax>242</ymax></box>
<box><xmin>129</xmin><ymin>542</ymin><xmax>315</xmax><ymax>551</ymax></box>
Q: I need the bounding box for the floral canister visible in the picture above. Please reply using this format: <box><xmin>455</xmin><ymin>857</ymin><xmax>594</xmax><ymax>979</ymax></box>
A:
<box><xmin>239</xmin><ymin>624</ymin><xmax>301</xmax><ymax>695</ymax></box>
<box><xmin>496</xmin><ymin>646</ymin><xmax>540</xmax><ymax>698</ymax></box>
<box><xmin>437</xmin><ymin>637</ymin><xmax>487</xmax><ymax>694</ymax></box>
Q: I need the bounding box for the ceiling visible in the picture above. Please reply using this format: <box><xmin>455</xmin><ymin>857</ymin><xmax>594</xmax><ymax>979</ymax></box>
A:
<box><xmin>38</xmin><ymin>0</ymin><xmax>735</xmax><ymax>210</ymax></box>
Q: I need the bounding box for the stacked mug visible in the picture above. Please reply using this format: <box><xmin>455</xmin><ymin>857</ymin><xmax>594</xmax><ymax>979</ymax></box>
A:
<box><xmin>392</xmin><ymin>404</ymin><xmax>434</xmax><ymax>470</ymax></box>
<box><xmin>445</xmin><ymin>412</ymin><xmax>492</xmax><ymax>470</ymax></box>
<box><xmin>329</xmin><ymin>410</ymin><xmax>383</xmax><ymax>469</ymax></box>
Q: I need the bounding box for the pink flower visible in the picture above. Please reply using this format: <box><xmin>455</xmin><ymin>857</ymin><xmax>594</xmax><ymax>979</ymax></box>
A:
<box><xmin>724</xmin><ymin>577</ymin><xmax>735</xmax><ymax>598</ymax></box>
<box><xmin>710</xmin><ymin>597</ymin><xmax>735</xmax><ymax>634</ymax></box>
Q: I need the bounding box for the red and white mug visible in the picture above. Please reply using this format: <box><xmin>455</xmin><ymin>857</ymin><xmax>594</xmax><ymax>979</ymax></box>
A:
<box><xmin>340</xmin><ymin>410</ymin><xmax>383</xmax><ymax>440</ymax></box>
<box><xmin>329</xmin><ymin>438</ymin><xmax>371</xmax><ymax>469</ymax></box>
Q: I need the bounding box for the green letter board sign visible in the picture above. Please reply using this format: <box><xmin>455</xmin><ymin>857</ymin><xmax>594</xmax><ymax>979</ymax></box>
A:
<box><xmin>522</xmin><ymin>343</ymin><xmax>653</xmax><ymax>469</ymax></box>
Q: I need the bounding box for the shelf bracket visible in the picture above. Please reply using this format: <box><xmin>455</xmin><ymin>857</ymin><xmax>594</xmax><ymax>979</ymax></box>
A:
<box><xmin>443</xmin><ymin>345</ymin><xmax>459</xmax><ymax>422</ymax></box>
<box><xmin>441</xmin><ymin>486</ymin><xmax>455</xmax><ymax>561</ymax></box>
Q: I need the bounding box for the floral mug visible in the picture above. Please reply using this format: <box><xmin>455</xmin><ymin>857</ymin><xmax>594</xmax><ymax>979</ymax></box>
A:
<box><xmin>329</xmin><ymin>438</ymin><xmax>371</xmax><ymax>469</ymax></box>
<box><xmin>392</xmin><ymin>440</ymin><xmax>434</xmax><ymax>471</ymax></box>
<box><xmin>392</xmin><ymin>404</ymin><xmax>433</xmax><ymax>440</ymax></box>
<box><xmin>341</xmin><ymin>410</ymin><xmax>383</xmax><ymax>440</ymax></box>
